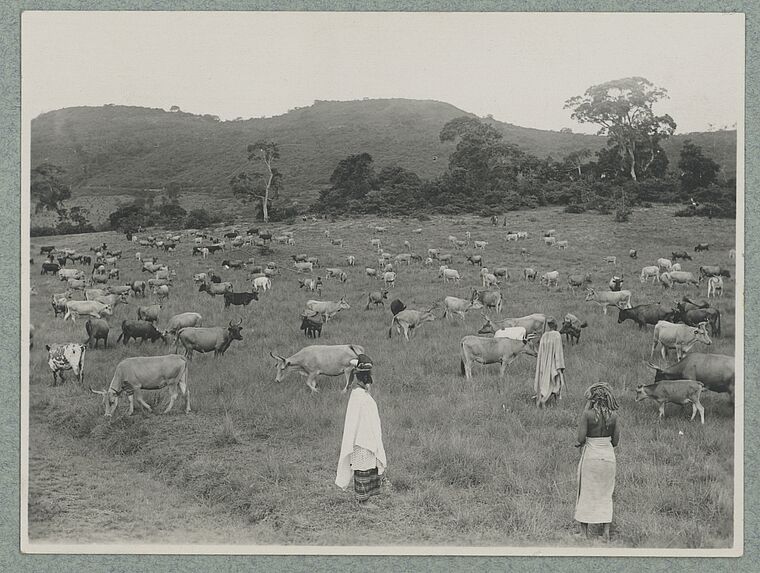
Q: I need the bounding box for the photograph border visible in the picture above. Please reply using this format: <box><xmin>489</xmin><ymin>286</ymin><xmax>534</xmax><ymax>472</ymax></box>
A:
<box><xmin>4</xmin><ymin>2</ymin><xmax>757</xmax><ymax>571</ymax></box>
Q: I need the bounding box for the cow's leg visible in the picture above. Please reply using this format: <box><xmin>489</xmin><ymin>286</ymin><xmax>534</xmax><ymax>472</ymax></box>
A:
<box><xmin>602</xmin><ymin>305</ymin><xmax>608</xmax><ymax>316</ymax></box>
<box><xmin>658</xmin><ymin>402</ymin><xmax>666</xmax><ymax>419</ymax></box>
<box><xmin>127</xmin><ymin>394</ymin><xmax>136</xmax><ymax>415</ymax></box>
<box><xmin>306</xmin><ymin>374</ymin><xmax>319</xmax><ymax>393</ymax></box>
<box><xmin>342</xmin><ymin>367</ymin><xmax>353</xmax><ymax>393</ymax></box>
<box><xmin>403</xmin><ymin>325</ymin><xmax>410</xmax><ymax>341</ymax></box>
<box><xmin>51</xmin><ymin>370</ymin><xmax>57</xmax><ymax>386</ymax></box>
<box><xmin>135</xmin><ymin>390</ymin><xmax>153</xmax><ymax>413</ymax></box>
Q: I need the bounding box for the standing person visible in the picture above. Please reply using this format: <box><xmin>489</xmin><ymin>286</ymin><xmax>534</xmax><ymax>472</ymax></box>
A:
<box><xmin>574</xmin><ymin>383</ymin><xmax>621</xmax><ymax>541</ymax></box>
<box><xmin>335</xmin><ymin>354</ymin><xmax>387</xmax><ymax>508</ymax></box>
<box><xmin>533</xmin><ymin>318</ymin><xmax>566</xmax><ymax>407</ymax></box>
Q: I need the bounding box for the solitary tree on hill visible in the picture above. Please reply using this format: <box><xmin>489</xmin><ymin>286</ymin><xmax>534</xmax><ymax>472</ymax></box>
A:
<box><xmin>564</xmin><ymin>77</ymin><xmax>676</xmax><ymax>181</ymax></box>
<box><xmin>230</xmin><ymin>141</ymin><xmax>282</xmax><ymax>222</ymax></box>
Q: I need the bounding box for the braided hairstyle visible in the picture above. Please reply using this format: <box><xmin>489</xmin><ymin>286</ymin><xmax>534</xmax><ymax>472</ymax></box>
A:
<box><xmin>584</xmin><ymin>382</ymin><xmax>619</xmax><ymax>426</ymax></box>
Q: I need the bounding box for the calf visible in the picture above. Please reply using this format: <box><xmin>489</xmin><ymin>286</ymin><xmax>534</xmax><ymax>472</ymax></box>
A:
<box><xmin>635</xmin><ymin>380</ymin><xmax>705</xmax><ymax>424</ymax></box>
<box><xmin>707</xmin><ymin>276</ymin><xmax>724</xmax><ymax>298</ymax></box>
<box><xmin>46</xmin><ymin>343</ymin><xmax>86</xmax><ymax>385</ymax></box>
<box><xmin>300</xmin><ymin>313</ymin><xmax>323</xmax><ymax>338</ymax></box>
<box><xmin>560</xmin><ymin>314</ymin><xmax>587</xmax><ymax>345</ymax></box>
<box><xmin>388</xmin><ymin>307</ymin><xmax>437</xmax><ymax>341</ymax></box>
<box><xmin>365</xmin><ymin>290</ymin><xmax>389</xmax><ymax>310</ymax></box>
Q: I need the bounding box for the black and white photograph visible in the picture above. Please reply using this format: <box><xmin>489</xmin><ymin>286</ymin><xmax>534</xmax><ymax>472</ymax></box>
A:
<box><xmin>20</xmin><ymin>11</ymin><xmax>743</xmax><ymax>555</ymax></box>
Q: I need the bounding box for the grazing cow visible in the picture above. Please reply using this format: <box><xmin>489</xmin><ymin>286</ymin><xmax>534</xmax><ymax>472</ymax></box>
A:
<box><xmin>270</xmin><ymin>344</ymin><xmax>365</xmax><ymax>392</ymax></box>
<box><xmin>560</xmin><ymin>314</ymin><xmax>587</xmax><ymax>345</ymax></box>
<box><xmin>388</xmin><ymin>306</ymin><xmax>437</xmax><ymax>341</ymax></box>
<box><xmin>346</xmin><ymin>255</ymin><xmax>356</xmax><ymax>266</ymax></box>
<box><xmin>193</xmin><ymin>273</ymin><xmax>208</xmax><ymax>284</ymax></box>
<box><xmin>517</xmin><ymin>231</ymin><xmax>528</xmax><ymax>240</ymax></box>
<box><xmin>305</xmin><ymin>296</ymin><xmax>351</xmax><ymax>321</ymax></box>
<box><xmin>543</xmin><ymin>236</ymin><xmax>557</xmax><ymax>246</ymax></box>
<box><xmin>608</xmin><ymin>276</ymin><xmax>624</xmax><ymax>292</ymax></box>
<box><xmin>294</xmin><ymin>261</ymin><xmax>314</xmax><ymax>273</ymax></box>
<box><xmin>39</xmin><ymin>245</ymin><xmax>55</xmax><ymax>255</ymax></box>
<box><xmin>673</xmin><ymin>301</ymin><xmax>721</xmax><ymax>337</ymax></box>
<box><xmin>374</xmin><ymin>226</ymin><xmax>388</xmax><ymax>233</ymax></box>
<box><xmin>567</xmin><ymin>273</ymin><xmax>592</xmax><ymax>293</ymax></box>
<box><xmin>424</xmin><ymin>257</ymin><xmax>434</xmax><ymax>266</ymax></box>
<box><xmin>523</xmin><ymin>268</ymin><xmax>537</xmax><ymax>281</ymax></box>
<box><xmin>41</xmin><ymin>262</ymin><xmax>60</xmax><ymax>275</ymax></box>
<box><xmin>470</xmin><ymin>288</ymin><xmax>503</xmax><ymax>314</ymax></box>
<box><xmin>694</xmin><ymin>243</ymin><xmax>710</xmax><ymax>252</ymax></box>
<box><xmin>635</xmin><ymin>380</ymin><xmax>705</xmax><ymax>424</ymax></box>
<box><xmin>657</xmin><ymin>258</ymin><xmax>673</xmax><ymax>273</ymax></box>
<box><xmin>640</xmin><ymin>266</ymin><xmax>660</xmax><ymax>283</ymax></box>
<box><xmin>199</xmin><ymin>282</ymin><xmax>233</xmax><ymax>296</ymax></box>
<box><xmin>650</xmin><ymin>320</ymin><xmax>711</xmax><ymax>362</ymax></box>
<box><xmin>478</xmin><ymin>313</ymin><xmax>547</xmax><ymax>337</ymax></box>
<box><xmin>365</xmin><ymin>290</ymin><xmax>389</xmax><ymax>310</ymax></box>
<box><xmin>629</xmin><ymin>249</ymin><xmax>638</xmax><ymax>259</ymax></box>
<box><xmin>671</xmin><ymin>251</ymin><xmax>692</xmax><ymax>261</ymax></box>
<box><xmin>442</xmin><ymin>296</ymin><xmax>483</xmax><ymax>320</ymax></box>
<box><xmin>505</xmin><ymin>233</ymin><xmax>519</xmax><ymax>242</ymax></box>
<box><xmin>698</xmin><ymin>265</ymin><xmax>723</xmax><ymax>280</ymax></box>
<box><xmin>671</xmin><ymin>263</ymin><xmax>682</xmax><ymax>272</ymax></box>
<box><xmin>660</xmin><ymin>271</ymin><xmax>700</xmax><ymax>288</ymax></box>
<box><xmin>481</xmin><ymin>270</ymin><xmax>499</xmax><ymax>288</ymax></box>
<box><xmin>646</xmin><ymin>352</ymin><xmax>735</xmax><ymax>401</ymax></box>
<box><xmin>459</xmin><ymin>333</ymin><xmax>538</xmax><ymax>388</ymax></box>
<box><xmin>85</xmin><ymin>288</ymin><xmax>106</xmax><ymax>301</ymax></box>
<box><xmin>90</xmin><ymin>354</ymin><xmax>190</xmax><ymax>417</ymax></box>
<box><xmin>438</xmin><ymin>253</ymin><xmax>454</xmax><ymax>264</ymax></box>
<box><xmin>108</xmin><ymin>285</ymin><xmax>132</xmax><ymax>298</ymax></box>
<box><xmin>603</xmin><ymin>256</ymin><xmax>617</xmax><ymax>265</ymax></box>
<box><xmin>46</xmin><ymin>343</ymin><xmax>86</xmax><ymax>385</ymax></box>
<box><xmin>58</xmin><ymin>268</ymin><xmax>84</xmax><ymax>281</ymax></box>
<box><xmin>390</xmin><ymin>299</ymin><xmax>406</xmax><ymax>316</ymax></box>
<box><xmin>466</xmin><ymin>254</ymin><xmax>483</xmax><ymax>267</ymax></box>
<box><xmin>617</xmin><ymin>304</ymin><xmax>674</xmax><ymax>329</ymax></box>
<box><xmin>137</xmin><ymin>304</ymin><xmax>161</xmax><ymax>323</ymax></box>
<box><xmin>427</xmin><ymin>248</ymin><xmax>440</xmax><ymax>259</ymax></box>
<box><xmin>117</xmin><ymin>320</ymin><xmax>165</xmax><ymax>345</ymax></box>
<box><xmin>176</xmin><ymin>319</ymin><xmax>244</xmax><ymax>360</ymax></box>
<box><xmin>94</xmin><ymin>293</ymin><xmax>129</xmax><ymax>308</ymax></box>
<box><xmin>299</xmin><ymin>313</ymin><xmax>323</xmax><ymax>338</ymax></box>
<box><xmin>222</xmin><ymin>259</ymin><xmax>245</xmax><ymax>270</ymax></box>
<box><xmin>492</xmin><ymin>267</ymin><xmax>509</xmax><ymax>280</ymax></box>
<box><xmin>473</xmin><ymin>241</ymin><xmax>488</xmax><ymax>249</ymax></box>
<box><xmin>298</xmin><ymin>277</ymin><xmax>323</xmax><ymax>294</ymax></box>
<box><xmin>556</xmin><ymin>240</ymin><xmax>569</xmax><ymax>250</ymax></box>
<box><xmin>130</xmin><ymin>280</ymin><xmax>147</xmax><ymax>297</ymax></box>
<box><xmin>251</xmin><ymin>276</ymin><xmax>271</xmax><ymax>292</ymax></box>
<box><xmin>223</xmin><ymin>291</ymin><xmax>259</xmax><ymax>308</ymax></box>
<box><xmin>291</xmin><ymin>254</ymin><xmax>308</xmax><ymax>263</ymax></box>
<box><xmin>707</xmin><ymin>276</ymin><xmax>724</xmax><ymax>298</ymax></box>
<box><xmin>729</xmin><ymin>248</ymin><xmax>736</xmax><ymax>259</ymax></box>
<box><xmin>64</xmin><ymin>301</ymin><xmax>113</xmax><ymax>322</ymax></box>
<box><xmin>382</xmin><ymin>271</ymin><xmax>397</xmax><ymax>288</ymax></box>
<box><xmin>365</xmin><ymin>267</ymin><xmax>378</xmax><ymax>279</ymax></box>
<box><xmin>584</xmin><ymin>288</ymin><xmax>632</xmax><ymax>315</ymax></box>
<box><xmin>161</xmin><ymin>312</ymin><xmax>203</xmax><ymax>342</ymax></box>
<box><xmin>440</xmin><ymin>268</ymin><xmax>461</xmax><ymax>283</ymax></box>
<box><xmin>540</xmin><ymin>271</ymin><xmax>559</xmax><ymax>288</ymax></box>
<box><xmin>395</xmin><ymin>253</ymin><xmax>412</xmax><ymax>265</ymax></box>
<box><xmin>152</xmin><ymin>285</ymin><xmax>170</xmax><ymax>301</ymax></box>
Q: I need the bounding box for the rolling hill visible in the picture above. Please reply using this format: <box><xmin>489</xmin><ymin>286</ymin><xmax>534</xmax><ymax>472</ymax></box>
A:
<box><xmin>30</xmin><ymin>99</ymin><xmax>736</xmax><ymax>222</ymax></box>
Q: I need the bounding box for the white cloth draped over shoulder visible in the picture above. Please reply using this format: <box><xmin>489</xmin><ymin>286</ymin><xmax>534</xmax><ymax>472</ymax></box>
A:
<box><xmin>335</xmin><ymin>387</ymin><xmax>387</xmax><ymax>490</ymax></box>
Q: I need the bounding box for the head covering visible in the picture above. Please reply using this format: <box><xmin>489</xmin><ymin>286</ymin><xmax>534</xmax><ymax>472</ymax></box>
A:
<box><xmin>584</xmin><ymin>382</ymin><xmax>619</xmax><ymax>425</ymax></box>
<box><xmin>546</xmin><ymin>317</ymin><xmax>558</xmax><ymax>330</ymax></box>
<box><xmin>352</xmin><ymin>354</ymin><xmax>374</xmax><ymax>385</ymax></box>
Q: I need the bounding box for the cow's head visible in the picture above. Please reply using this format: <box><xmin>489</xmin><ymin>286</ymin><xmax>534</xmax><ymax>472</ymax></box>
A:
<box><xmin>616</xmin><ymin>307</ymin><xmax>630</xmax><ymax>323</ymax></box>
<box><xmin>338</xmin><ymin>296</ymin><xmax>351</xmax><ymax>310</ymax></box>
<box><xmin>90</xmin><ymin>385</ymin><xmax>122</xmax><ymax>417</ymax></box>
<box><xmin>695</xmin><ymin>322</ymin><xmax>712</xmax><ymax>346</ymax></box>
<box><xmin>584</xmin><ymin>288</ymin><xmax>596</xmax><ymax>301</ymax></box>
<box><xmin>478</xmin><ymin>314</ymin><xmax>496</xmax><ymax>335</ymax></box>
<box><xmin>198</xmin><ymin>282</ymin><xmax>208</xmax><ymax>292</ymax></box>
<box><xmin>634</xmin><ymin>383</ymin><xmax>653</xmax><ymax>402</ymax></box>
<box><xmin>270</xmin><ymin>352</ymin><xmax>290</xmax><ymax>382</ymax></box>
<box><xmin>227</xmin><ymin>319</ymin><xmax>243</xmax><ymax>341</ymax></box>
<box><xmin>99</xmin><ymin>305</ymin><xmax>114</xmax><ymax>317</ymax></box>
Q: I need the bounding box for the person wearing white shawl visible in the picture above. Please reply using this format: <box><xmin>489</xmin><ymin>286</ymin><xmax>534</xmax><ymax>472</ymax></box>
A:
<box><xmin>335</xmin><ymin>354</ymin><xmax>387</xmax><ymax>506</ymax></box>
<box><xmin>533</xmin><ymin>318</ymin><xmax>566</xmax><ymax>407</ymax></box>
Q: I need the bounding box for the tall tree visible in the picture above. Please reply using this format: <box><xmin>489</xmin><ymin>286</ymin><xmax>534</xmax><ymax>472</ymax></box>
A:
<box><xmin>240</xmin><ymin>141</ymin><xmax>281</xmax><ymax>222</ymax></box>
<box><xmin>164</xmin><ymin>181</ymin><xmax>182</xmax><ymax>205</ymax></box>
<box><xmin>564</xmin><ymin>77</ymin><xmax>676</xmax><ymax>181</ymax></box>
<box><xmin>678</xmin><ymin>140</ymin><xmax>720</xmax><ymax>193</ymax></box>
<box><xmin>30</xmin><ymin>163</ymin><xmax>71</xmax><ymax>215</ymax></box>
<box><xmin>563</xmin><ymin>149</ymin><xmax>592</xmax><ymax>177</ymax></box>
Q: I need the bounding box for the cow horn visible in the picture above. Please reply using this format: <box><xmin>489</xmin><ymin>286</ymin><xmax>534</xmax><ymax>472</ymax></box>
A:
<box><xmin>235</xmin><ymin>318</ymin><xmax>243</xmax><ymax>326</ymax></box>
<box><xmin>90</xmin><ymin>386</ymin><xmax>106</xmax><ymax>395</ymax></box>
<box><xmin>643</xmin><ymin>361</ymin><xmax>660</xmax><ymax>370</ymax></box>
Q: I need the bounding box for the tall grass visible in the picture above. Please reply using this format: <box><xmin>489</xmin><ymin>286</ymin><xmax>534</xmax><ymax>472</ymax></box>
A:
<box><xmin>27</xmin><ymin>205</ymin><xmax>737</xmax><ymax>547</ymax></box>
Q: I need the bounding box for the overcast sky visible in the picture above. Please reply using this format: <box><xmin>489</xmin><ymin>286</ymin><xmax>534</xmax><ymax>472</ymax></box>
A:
<box><xmin>22</xmin><ymin>11</ymin><xmax>743</xmax><ymax>134</ymax></box>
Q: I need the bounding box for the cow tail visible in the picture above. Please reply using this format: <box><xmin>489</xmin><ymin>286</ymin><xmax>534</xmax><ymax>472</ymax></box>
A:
<box><xmin>85</xmin><ymin>320</ymin><xmax>92</xmax><ymax>337</ymax></box>
<box><xmin>388</xmin><ymin>316</ymin><xmax>397</xmax><ymax>339</ymax></box>
<box><xmin>716</xmin><ymin>311</ymin><xmax>721</xmax><ymax>336</ymax></box>
<box><xmin>348</xmin><ymin>344</ymin><xmax>363</xmax><ymax>358</ymax></box>
<box><xmin>580</xmin><ymin>321</ymin><xmax>588</xmax><ymax>328</ymax></box>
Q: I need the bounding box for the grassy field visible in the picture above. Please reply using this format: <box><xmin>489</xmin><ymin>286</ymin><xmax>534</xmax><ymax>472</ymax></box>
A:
<box><xmin>26</xmin><ymin>205</ymin><xmax>738</xmax><ymax>549</ymax></box>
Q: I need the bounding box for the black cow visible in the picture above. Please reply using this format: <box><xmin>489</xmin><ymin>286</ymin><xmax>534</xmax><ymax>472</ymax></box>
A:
<box><xmin>617</xmin><ymin>304</ymin><xmax>675</xmax><ymax>329</ymax></box>
<box><xmin>673</xmin><ymin>302</ymin><xmax>721</xmax><ymax>337</ymax></box>
<box><xmin>81</xmin><ymin>255</ymin><xmax>92</xmax><ymax>266</ymax></box>
<box><xmin>39</xmin><ymin>246</ymin><xmax>55</xmax><ymax>255</ymax></box>
<box><xmin>300</xmin><ymin>315</ymin><xmax>323</xmax><ymax>338</ymax></box>
<box><xmin>694</xmin><ymin>243</ymin><xmax>710</xmax><ymax>252</ymax></box>
<box><xmin>560</xmin><ymin>316</ymin><xmax>587</xmax><ymax>345</ymax></box>
<box><xmin>390</xmin><ymin>299</ymin><xmax>407</xmax><ymax>316</ymax></box>
<box><xmin>163</xmin><ymin>243</ymin><xmax>176</xmax><ymax>252</ymax></box>
<box><xmin>224</xmin><ymin>231</ymin><xmax>239</xmax><ymax>239</ymax></box>
<box><xmin>85</xmin><ymin>318</ymin><xmax>110</xmax><ymax>349</ymax></box>
<box><xmin>207</xmin><ymin>245</ymin><xmax>225</xmax><ymax>254</ymax></box>
<box><xmin>116</xmin><ymin>320</ymin><xmax>165</xmax><ymax>344</ymax></box>
<box><xmin>41</xmin><ymin>262</ymin><xmax>61</xmax><ymax>275</ymax></box>
<box><xmin>246</xmin><ymin>228</ymin><xmax>259</xmax><ymax>236</ymax></box>
<box><xmin>223</xmin><ymin>291</ymin><xmax>259</xmax><ymax>308</ymax></box>
<box><xmin>209</xmin><ymin>271</ymin><xmax>222</xmax><ymax>284</ymax></box>
<box><xmin>671</xmin><ymin>251</ymin><xmax>693</xmax><ymax>261</ymax></box>
<box><xmin>57</xmin><ymin>257</ymin><xmax>68</xmax><ymax>267</ymax></box>
<box><xmin>259</xmin><ymin>233</ymin><xmax>272</xmax><ymax>243</ymax></box>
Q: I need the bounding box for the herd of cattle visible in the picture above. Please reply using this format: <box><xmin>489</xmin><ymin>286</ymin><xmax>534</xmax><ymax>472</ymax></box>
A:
<box><xmin>30</xmin><ymin>220</ymin><xmax>736</xmax><ymax>424</ymax></box>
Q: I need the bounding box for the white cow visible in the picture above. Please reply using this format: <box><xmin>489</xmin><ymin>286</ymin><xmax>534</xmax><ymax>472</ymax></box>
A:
<box><xmin>707</xmin><ymin>276</ymin><xmax>724</xmax><ymax>298</ymax></box>
<box><xmin>640</xmin><ymin>266</ymin><xmax>660</xmax><ymax>283</ymax></box>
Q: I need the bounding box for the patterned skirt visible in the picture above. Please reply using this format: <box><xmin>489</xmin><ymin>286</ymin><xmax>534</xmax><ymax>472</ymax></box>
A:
<box><xmin>354</xmin><ymin>468</ymin><xmax>381</xmax><ymax>501</ymax></box>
